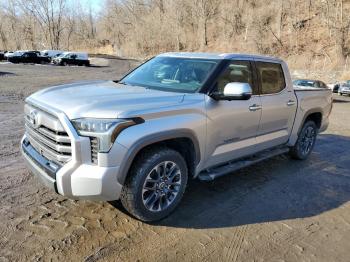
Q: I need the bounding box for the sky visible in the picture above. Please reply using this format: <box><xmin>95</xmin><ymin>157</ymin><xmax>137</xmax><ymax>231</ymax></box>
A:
<box><xmin>0</xmin><ymin>0</ymin><xmax>105</xmax><ymax>15</ymax></box>
<box><xmin>75</xmin><ymin>0</ymin><xmax>104</xmax><ymax>14</ymax></box>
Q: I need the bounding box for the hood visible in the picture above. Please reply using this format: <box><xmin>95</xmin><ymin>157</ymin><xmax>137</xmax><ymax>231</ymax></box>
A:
<box><xmin>27</xmin><ymin>80</ymin><xmax>186</xmax><ymax>119</ymax></box>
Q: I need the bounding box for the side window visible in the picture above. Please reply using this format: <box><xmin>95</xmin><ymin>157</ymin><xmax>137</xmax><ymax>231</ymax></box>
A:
<box><xmin>256</xmin><ymin>62</ymin><xmax>286</xmax><ymax>94</ymax></box>
<box><xmin>215</xmin><ymin>61</ymin><xmax>257</xmax><ymax>95</ymax></box>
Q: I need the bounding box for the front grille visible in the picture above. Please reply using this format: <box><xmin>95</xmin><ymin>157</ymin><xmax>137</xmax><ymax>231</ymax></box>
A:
<box><xmin>90</xmin><ymin>137</ymin><xmax>98</xmax><ymax>164</ymax></box>
<box><xmin>24</xmin><ymin>104</ymin><xmax>72</xmax><ymax>164</ymax></box>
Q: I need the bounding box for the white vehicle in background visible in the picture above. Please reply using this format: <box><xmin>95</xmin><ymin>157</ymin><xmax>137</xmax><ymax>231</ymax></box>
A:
<box><xmin>4</xmin><ymin>51</ymin><xmax>14</xmax><ymax>58</ymax></box>
<box><xmin>41</xmin><ymin>50</ymin><xmax>64</xmax><ymax>59</ymax></box>
<box><xmin>52</xmin><ymin>52</ymin><xmax>90</xmax><ymax>66</ymax></box>
<box><xmin>5</xmin><ymin>50</ymin><xmax>30</xmax><ymax>59</ymax></box>
<box><xmin>4</xmin><ymin>51</ymin><xmax>22</xmax><ymax>58</ymax></box>
<box><xmin>338</xmin><ymin>81</ymin><xmax>350</xmax><ymax>96</ymax></box>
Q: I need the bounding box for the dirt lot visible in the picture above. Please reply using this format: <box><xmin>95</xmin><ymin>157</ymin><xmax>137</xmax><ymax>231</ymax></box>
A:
<box><xmin>0</xmin><ymin>60</ymin><xmax>350</xmax><ymax>262</ymax></box>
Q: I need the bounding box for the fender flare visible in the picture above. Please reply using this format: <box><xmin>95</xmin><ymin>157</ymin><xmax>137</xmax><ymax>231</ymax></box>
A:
<box><xmin>116</xmin><ymin>129</ymin><xmax>201</xmax><ymax>185</ymax></box>
<box><xmin>297</xmin><ymin>108</ymin><xmax>323</xmax><ymax>134</ymax></box>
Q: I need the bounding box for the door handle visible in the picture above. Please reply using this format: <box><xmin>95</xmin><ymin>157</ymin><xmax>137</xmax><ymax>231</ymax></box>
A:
<box><xmin>287</xmin><ymin>100</ymin><xmax>296</xmax><ymax>106</ymax></box>
<box><xmin>249</xmin><ymin>104</ymin><xmax>262</xmax><ymax>111</ymax></box>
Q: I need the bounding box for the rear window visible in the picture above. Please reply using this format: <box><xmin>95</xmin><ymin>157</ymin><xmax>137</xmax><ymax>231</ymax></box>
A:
<box><xmin>256</xmin><ymin>62</ymin><xmax>286</xmax><ymax>94</ymax></box>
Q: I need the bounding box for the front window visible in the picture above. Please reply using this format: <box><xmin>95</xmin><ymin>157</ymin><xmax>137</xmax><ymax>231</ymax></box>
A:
<box><xmin>213</xmin><ymin>60</ymin><xmax>257</xmax><ymax>95</ymax></box>
<box><xmin>120</xmin><ymin>56</ymin><xmax>220</xmax><ymax>93</ymax></box>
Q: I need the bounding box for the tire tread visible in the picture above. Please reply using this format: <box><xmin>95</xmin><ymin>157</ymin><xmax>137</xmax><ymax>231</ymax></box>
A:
<box><xmin>120</xmin><ymin>146</ymin><xmax>187</xmax><ymax>221</ymax></box>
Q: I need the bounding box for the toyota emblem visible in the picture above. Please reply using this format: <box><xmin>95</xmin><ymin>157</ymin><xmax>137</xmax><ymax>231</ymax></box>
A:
<box><xmin>29</xmin><ymin>110</ymin><xmax>39</xmax><ymax>128</ymax></box>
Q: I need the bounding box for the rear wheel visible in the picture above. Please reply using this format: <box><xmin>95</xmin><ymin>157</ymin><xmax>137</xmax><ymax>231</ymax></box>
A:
<box><xmin>289</xmin><ymin>121</ymin><xmax>318</xmax><ymax>160</ymax></box>
<box><xmin>121</xmin><ymin>147</ymin><xmax>188</xmax><ymax>222</ymax></box>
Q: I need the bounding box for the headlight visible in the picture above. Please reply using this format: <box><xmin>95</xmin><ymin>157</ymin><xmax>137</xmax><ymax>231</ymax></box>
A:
<box><xmin>71</xmin><ymin>118</ymin><xmax>139</xmax><ymax>152</ymax></box>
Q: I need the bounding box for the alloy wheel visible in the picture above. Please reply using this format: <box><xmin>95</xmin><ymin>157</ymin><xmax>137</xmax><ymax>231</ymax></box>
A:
<box><xmin>142</xmin><ymin>161</ymin><xmax>182</xmax><ymax>212</ymax></box>
<box><xmin>300</xmin><ymin>126</ymin><xmax>316</xmax><ymax>156</ymax></box>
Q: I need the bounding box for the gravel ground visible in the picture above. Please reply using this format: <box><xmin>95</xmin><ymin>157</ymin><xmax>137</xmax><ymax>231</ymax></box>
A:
<box><xmin>0</xmin><ymin>61</ymin><xmax>350</xmax><ymax>261</ymax></box>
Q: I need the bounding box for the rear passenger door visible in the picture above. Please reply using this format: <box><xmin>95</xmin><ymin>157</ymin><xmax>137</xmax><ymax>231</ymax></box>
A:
<box><xmin>254</xmin><ymin>61</ymin><xmax>297</xmax><ymax>150</ymax></box>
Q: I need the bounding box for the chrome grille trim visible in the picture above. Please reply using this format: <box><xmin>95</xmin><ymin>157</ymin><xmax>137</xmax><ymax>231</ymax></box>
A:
<box><xmin>25</xmin><ymin>122</ymin><xmax>71</xmax><ymax>153</ymax></box>
<box><xmin>35</xmin><ymin>125</ymin><xmax>71</xmax><ymax>144</ymax></box>
<box><xmin>24</xmin><ymin>103</ymin><xmax>72</xmax><ymax>164</ymax></box>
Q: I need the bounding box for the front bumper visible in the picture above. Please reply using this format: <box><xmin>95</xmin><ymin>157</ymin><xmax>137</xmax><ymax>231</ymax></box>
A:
<box><xmin>22</xmin><ymin>139</ymin><xmax>59</xmax><ymax>192</ymax></box>
<box><xmin>21</xmin><ymin>135</ymin><xmax>123</xmax><ymax>201</ymax></box>
<box><xmin>21</xmin><ymin>98</ymin><xmax>126</xmax><ymax>201</ymax></box>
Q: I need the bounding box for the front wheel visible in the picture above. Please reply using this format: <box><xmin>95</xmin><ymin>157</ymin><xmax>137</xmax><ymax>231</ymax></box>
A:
<box><xmin>289</xmin><ymin>121</ymin><xmax>318</xmax><ymax>160</ymax></box>
<box><xmin>121</xmin><ymin>147</ymin><xmax>188</xmax><ymax>222</ymax></box>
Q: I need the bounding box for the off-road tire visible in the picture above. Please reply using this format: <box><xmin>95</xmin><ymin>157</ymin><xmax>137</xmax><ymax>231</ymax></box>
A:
<box><xmin>289</xmin><ymin>121</ymin><xmax>318</xmax><ymax>160</ymax></box>
<box><xmin>120</xmin><ymin>147</ymin><xmax>188</xmax><ymax>222</ymax></box>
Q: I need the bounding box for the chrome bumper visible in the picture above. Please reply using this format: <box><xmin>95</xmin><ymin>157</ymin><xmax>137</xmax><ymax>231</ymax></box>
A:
<box><xmin>21</xmin><ymin>138</ymin><xmax>60</xmax><ymax>192</ymax></box>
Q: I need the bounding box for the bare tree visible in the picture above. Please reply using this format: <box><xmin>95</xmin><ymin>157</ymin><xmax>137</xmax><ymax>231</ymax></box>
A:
<box><xmin>0</xmin><ymin>0</ymin><xmax>349</xmax><ymax>71</ymax></box>
<box><xmin>17</xmin><ymin>0</ymin><xmax>67</xmax><ymax>49</ymax></box>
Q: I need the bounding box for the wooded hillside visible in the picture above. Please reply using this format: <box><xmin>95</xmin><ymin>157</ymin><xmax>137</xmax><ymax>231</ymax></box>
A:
<box><xmin>1</xmin><ymin>0</ymin><xmax>350</xmax><ymax>71</ymax></box>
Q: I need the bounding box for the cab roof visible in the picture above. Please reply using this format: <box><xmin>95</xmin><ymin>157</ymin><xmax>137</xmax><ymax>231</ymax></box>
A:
<box><xmin>158</xmin><ymin>52</ymin><xmax>283</xmax><ymax>63</ymax></box>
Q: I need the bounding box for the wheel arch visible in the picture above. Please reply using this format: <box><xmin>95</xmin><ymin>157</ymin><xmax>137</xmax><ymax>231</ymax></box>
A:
<box><xmin>298</xmin><ymin>109</ymin><xmax>323</xmax><ymax>134</ymax></box>
<box><xmin>288</xmin><ymin>108</ymin><xmax>323</xmax><ymax>146</ymax></box>
<box><xmin>117</xmin><ymin>129</ymin><xmax>201</xmax><ymax>185</ymax></box>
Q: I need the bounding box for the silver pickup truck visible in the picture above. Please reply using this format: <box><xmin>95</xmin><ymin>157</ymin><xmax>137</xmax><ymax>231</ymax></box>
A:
<box><xmin>21</xmin><ymin>52</ymin><xmax>332</xmax><ymax>221</ymax></box>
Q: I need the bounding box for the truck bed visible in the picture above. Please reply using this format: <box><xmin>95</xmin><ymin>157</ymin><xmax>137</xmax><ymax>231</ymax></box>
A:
<box><xmin>287</xmin><ymin>87</ymin><xmax>332</xmax><ymax>146</ymax></box>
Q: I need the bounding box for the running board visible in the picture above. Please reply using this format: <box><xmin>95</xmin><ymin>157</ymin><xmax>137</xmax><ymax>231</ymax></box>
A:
<box><xmin>198</xmin><ymin>147</ymin><xmax>289</xmax><ymax>181</ymax></box>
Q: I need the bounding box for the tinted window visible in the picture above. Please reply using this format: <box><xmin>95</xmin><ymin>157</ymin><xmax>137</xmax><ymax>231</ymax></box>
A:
<box><xmin>256</xmin><ymin>62</ymin><xmax>286</xmax><ymax>94</ymax></box>
<box><xmin>215</xmin><ymin>61</ymin><xmax>256</xmax><ymax>95</ymax></box>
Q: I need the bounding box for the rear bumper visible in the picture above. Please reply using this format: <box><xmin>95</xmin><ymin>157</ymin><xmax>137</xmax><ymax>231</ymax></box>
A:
<box><xmin>21</xmin><ymin>135</ymin><xmax>123</xmax><ymax>201</ymax></box>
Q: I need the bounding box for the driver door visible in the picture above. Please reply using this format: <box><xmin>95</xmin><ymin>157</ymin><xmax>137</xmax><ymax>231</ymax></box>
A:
<box><xmin>204</xmin><ymin>60</ymin><xmax>262</xmax><ymax>168</ymax></box>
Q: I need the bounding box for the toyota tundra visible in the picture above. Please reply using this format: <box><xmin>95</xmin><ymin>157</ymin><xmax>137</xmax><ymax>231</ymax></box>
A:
<box><xmin>21</xmin><ymin>53</ymin><xmax>332</xmax><ymax>221</ymax></box>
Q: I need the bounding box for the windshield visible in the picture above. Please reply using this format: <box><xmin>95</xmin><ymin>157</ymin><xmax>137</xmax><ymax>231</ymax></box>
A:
<box><xmin>57</xmin><ymin>53</ymin><xmax>68</xmax><ymax>58</ymax></box>
<box><xmin>120</xmin><ymin>57</ymin><xmax>220</xmax><ymax>93</ymax></box>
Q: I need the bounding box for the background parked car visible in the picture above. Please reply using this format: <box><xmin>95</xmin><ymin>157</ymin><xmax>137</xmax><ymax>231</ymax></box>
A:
<box><xmin>41</xmin><ymin>50</ymin><xmax>64</xmax><ymax>60</ymax></box>
<box><xmin>0</xmin><ymin>52</ymin><xmax>5</xmax><ymax>60</ymax></box>
<box><xmin>330</xmin><ymin>83</ymin><xmax>342</xmax><ymax>93</ymax></box>
<box><xmin>293</xmin><ymin>79</ymin><xmax>329</xmax><ymax>88</ymax></box>
<box><xmin>8</xmin><ymin>51</ymin><xmax>50</xmax><ymax>64</ymax></box>
<box><xmin>4</xmin><ymin>51</ymin><xmax>15</xmax><ymax>59</ymax></box>
<box><xmin>339</xmin><ymin>81</ymin><xmax>350</xmax><ymax>96</ymax></box>
<box><xmin>52</xmin><ymin>52</ymin><xmax>90</xmax><ymax>66</ymax></box>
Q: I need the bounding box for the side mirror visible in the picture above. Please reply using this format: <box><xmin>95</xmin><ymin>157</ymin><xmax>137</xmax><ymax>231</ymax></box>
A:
<box><xmin>211</xmin><ymin>82</ymin><xmax>252</xmax><ymax>101</ymax></box>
